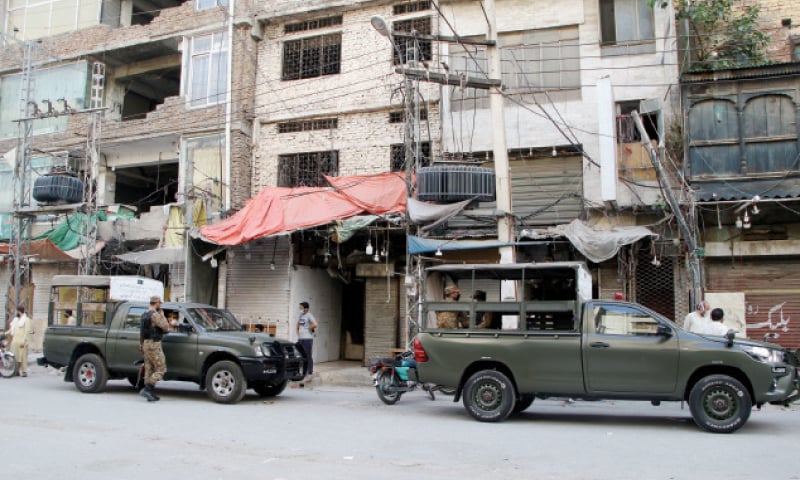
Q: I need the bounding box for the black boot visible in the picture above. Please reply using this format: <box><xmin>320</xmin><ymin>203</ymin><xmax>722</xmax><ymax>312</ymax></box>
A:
<box><xmin>151</xmin><ymin>386</ymin><xmax>160</xmax><ymax>401</ymax></box>
<box><xmin>140</xmin><ymin>384</ymin><xmax>159</xmax><ymax>402</ymax></box>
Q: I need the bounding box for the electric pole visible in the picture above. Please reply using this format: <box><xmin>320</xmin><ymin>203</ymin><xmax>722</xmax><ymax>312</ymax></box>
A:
<box><xmin>632</xmin><ymin>111</ymin><xmax>702</xmax><ymax>305</ymax></box>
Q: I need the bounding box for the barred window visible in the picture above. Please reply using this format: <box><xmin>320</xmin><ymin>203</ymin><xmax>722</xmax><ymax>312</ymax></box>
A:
<box><xmin>392</xmin><ymin>17</ymin><xmax>432</xmax><ymax>64</ymax></box>
<box><xmin>278</xmin><ymin>118</ymin><xmax>338</xmax><ymax>133</ymax></box>
<box><xmin>278</xmin><ymin>151</ymin><xmax>339</xmax><ymax>187</ymax></box>
<box><xmin>391</xmin><ymin>142</ymin><xmax>430</xmax><ymax>171</ymax></box>
<box><xmin>388</xmin><ymin>109</ymin><xmax>427</xmax><ymax>123</ymax></box>
<box><xmin>282</xmin><ymin>33</ymin><xmax>342</xmax><ymax>80</ymax></box>
<box><xmin>393</xmin><ymin>1</ymin><xmax>431</xmax><ymax>15</ymax></box>
<box><xmin>285</xmin><ymin>16</ymin><xmax>343</xmax><ymax>34</ymax></box>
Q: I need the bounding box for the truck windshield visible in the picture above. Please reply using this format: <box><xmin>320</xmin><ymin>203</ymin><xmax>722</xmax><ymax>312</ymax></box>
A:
<box><xmin>187</xmin><ymin>308</ymin><xmax>242</xmax><ymax>331</ymax></box>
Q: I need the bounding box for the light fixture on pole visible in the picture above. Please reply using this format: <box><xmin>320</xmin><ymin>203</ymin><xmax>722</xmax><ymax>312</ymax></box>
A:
<box><xmin>435</xmin><ymin>247</ymin><xmax>443</xmax><ymax>257</ymax></box>
<box><xmin>735</xmin><ymin>216</ymin><xmax>743</xmax><ymax>229</ymax></box>
<box><xmin>742</xmin><ymin>210</ymin><xmax>751</xmax><ymax>229</ymax></box>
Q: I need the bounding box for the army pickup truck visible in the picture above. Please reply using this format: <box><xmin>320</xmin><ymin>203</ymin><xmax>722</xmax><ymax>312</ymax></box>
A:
<box><xmin>412</xmin><ymin>262</ymin><xmax>798</xmax><ymax>433</ymax></box>
<box><xmin>40</xmin><ymin>275</ymin><xmax>305</xmax><ymax>404</ymax></box>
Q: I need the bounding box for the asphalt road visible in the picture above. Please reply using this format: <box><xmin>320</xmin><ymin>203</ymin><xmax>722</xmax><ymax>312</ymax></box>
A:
<box><xmin>2</xmin><ymin>364</ymin><xmax>799</xmax><ymax>480</ymax></box>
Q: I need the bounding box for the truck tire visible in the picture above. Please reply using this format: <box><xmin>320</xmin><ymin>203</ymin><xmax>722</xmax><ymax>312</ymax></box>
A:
<box><xmin>462</xmin><ymin>370</ymin><xmax>516</xmax><ymax>422</ymax></box>
<box><xmin>253</xmin><ymin>380</ymin><xmax>288</xmax><ymax>397</ymax></box>
<box><xmin>73</xmin><ymin>353</ymin><xmax>108</xmax><ymax>393</ymax></box>
<box><xmin>689</xmin><ymin>374</ymin><xmax>752</xmax><ymax>433</ymax></box>
<box><xmin>512</xmin><ymin>394</ymin><xmax>535</xmax><ymax>414</ymax></box>
<box><xmin>206</xmin><ymin>360</ymin><xmax>247</xmax><ymax>404</ymax></box>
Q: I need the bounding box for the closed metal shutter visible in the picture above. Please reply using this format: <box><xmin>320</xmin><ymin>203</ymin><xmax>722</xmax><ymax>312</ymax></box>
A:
<box><xmin>706</xmin><ymin>259</ymin><xmax>800</xmax><ymax>349</ymax></box>
<box><xmin>31</xmin><ymin>263</ymin><xmax>75</xmax><ymax>350</ymax></box>
<box><xmin>226</xmin><ymin>237</ymin><xmax>292</xmax><ymax>337</ymax></box>
<box><xmin>510</xmin><ymin>156</ymin><xmax>583</xmax><ymax>227</ymax></box>
<box><xmin>364</xmin><ymin>277</ymin><xmax>399</xmax><ymax>362</ymax></box>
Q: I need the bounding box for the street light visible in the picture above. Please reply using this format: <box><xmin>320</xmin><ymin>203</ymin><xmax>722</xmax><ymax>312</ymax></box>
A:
<box><xmin>370</xmin><ymin>15</ymin><xmax>391</xmax><ymax>38</ymax></box>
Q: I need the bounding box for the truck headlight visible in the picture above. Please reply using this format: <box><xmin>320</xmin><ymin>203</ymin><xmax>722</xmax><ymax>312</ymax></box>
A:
<box><xmin>743</xmin><ymin>346</ymin><xmax>783</xmax><ymax>364</ymax></box>
<box><xmin>259</xmin><ymin>343</ymin><xmax>276</xmax><ymax>357</ymax></box>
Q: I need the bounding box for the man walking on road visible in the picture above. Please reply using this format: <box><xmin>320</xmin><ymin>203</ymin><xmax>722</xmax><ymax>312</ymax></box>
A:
<box><xmin>139</xmin><ymin>296</ymin><xmax>169</xmax><ymax>402</ymax></box>
<box><xmin>296</xmin><ymin>302</ymin><xmax>318</xmax><ymax>383</ymax></box>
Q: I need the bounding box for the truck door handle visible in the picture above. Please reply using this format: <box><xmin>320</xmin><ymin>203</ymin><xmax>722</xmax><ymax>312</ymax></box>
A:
<box><xmin>590</xmin><ymin>342</ymin><xmax>610</xmax><ymax>348</ymax></box>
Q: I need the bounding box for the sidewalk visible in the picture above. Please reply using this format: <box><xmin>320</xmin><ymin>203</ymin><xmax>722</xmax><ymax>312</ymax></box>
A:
<box><xmin>307</xmin><ymin>360</ymin><xmax>371</xmax><ymax>388</ymax></box>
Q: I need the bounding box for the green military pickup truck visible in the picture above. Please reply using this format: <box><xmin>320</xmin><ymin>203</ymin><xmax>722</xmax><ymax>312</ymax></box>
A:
<box><xmin>40</xmin><ymin>275</ymin><xmax>305</xmax><ymax>404</ymax></box>
<box><xmin>412</xmin><ymin>263</ymin><xmax>798</xmax><ymax>433</ymax></box>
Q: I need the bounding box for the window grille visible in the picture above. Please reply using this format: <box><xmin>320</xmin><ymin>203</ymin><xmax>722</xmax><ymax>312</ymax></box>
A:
<box><xmin>388</xmin><ymin>109</ymin><xmax>427</xmax><ymax>123</ymax></box>
<box><xmin>393</xmin><ymin>1</ymin><xmax>431</xmax><ymax>15</ymax></box>
<box><xmin>282</xmin><ymin>33</ymin><xmax>342</xmax><ymax>80</ymax></box>
<box><xmin>633</xmin><ymin>249</ymin><xmax>676</xmax><ymax>321</ymax></box>
<box><xmin>277</xmin><ymin>118</ymin><xmax>338</xmax><ymax>133</ymax></box>
<box><xmin>392</xmin><ymin>17</ymin><xmax>432</xmax><ymax>64</ymax></box>
<box><xmin>599</xmin><ymin>0</ymin><xmax>655</xmax><ymax>45</ymax></box>
<box><xmin>391</xmin><ymin>142</ymin><xmax>430</xmax><ymax>171</ymax></box>
<box><xmin>284</xmin><ymin>16</ymin><xmax>343</xmax><ymax>34</ymax></box>
<box><xmin>278</xmin><ymin>151</ymin><xmax>339</xmax><ymax>187</ymax></box>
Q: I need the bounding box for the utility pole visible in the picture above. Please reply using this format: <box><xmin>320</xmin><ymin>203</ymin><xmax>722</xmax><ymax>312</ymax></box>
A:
<box><xmin>79</xmin><ymin>62</ymin><xmax>105</xmax><ymax>276</ymax></box>
<box><xmin>484</xmin><ymin>0</ymin><xmax>515</xmax><ymax>267</ymax></box>
<box><xmin>10</xmin><ymin>40</ymin><xmax>36</xmax><ymax>319</ymax></box>
<box><xmin>632</xmin><ymin>111</ymin><xmax>702</xmax><ymax>305</ymax></box>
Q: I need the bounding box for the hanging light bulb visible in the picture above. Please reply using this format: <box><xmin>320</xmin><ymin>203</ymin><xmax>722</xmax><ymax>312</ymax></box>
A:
<box><xmin>751</xmin><ymin>204</ymin><xmax>759</xmax><ymax>215</ymax></box>
<box><xmin>435</xmin><ymin>247</ymin><xmax>443</xmax><ymax>257</ymax></box>
<box><xmin>210</xmin><ymin>258</ymin><xmax>218</xmax><ymax>268</ymax></box>
<box><xmin>373</xmin><ymin>252</ymin><xmax>380</xmax><ymax>262</ymax></box>
<box><xmin>365</xmin><ymin>239</ymin><xmax>373</xmax><ymax>256</ymax></box>
<box><xmin>735</xmin><ymin>216</ymin><xmax>743</xmax><ymax>229</ymax></box>
<box><xmin>743</xmin><ymin>210</ymin><xmax>751</xmax><ymax>229</ymax></box>
<box><xmin>269</xmin><ymin>262</ymin><xmax>275</xmax><ymax>270</ymax></box>
<box><xmin>551</xmin><ymin>146</ymin><xmax>557</xmax><ymax>157</ymax></box>
<box><xmin>651</xmin><ymin>256</ymin><xmax>661</xmax><ymax>267</ymax></box>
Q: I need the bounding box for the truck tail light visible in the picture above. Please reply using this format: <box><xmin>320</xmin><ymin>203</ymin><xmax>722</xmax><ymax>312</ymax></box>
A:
<box><xmin>413</xmin><ymin>338</ymin><xmax>428</xmax><ymax>363</ymax></box>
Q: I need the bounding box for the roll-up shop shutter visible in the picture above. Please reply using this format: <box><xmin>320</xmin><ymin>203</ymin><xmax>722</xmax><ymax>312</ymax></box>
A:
<box><xmin>706</xmin><ymin>258</ymin><xmax>800</xmax><ymax>348</ymax></box>
<box><xmin>226</xmin><ymin>236</ymin><xmax>292</xmax><ymax>338</ymax></box>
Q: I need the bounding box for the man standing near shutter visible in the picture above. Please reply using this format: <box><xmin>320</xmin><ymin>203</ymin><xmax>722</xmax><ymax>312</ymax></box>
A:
<box><xmin>296</xmin><ymin>301</ymin><xmax>318</xmax><ymax>383</ymax></box>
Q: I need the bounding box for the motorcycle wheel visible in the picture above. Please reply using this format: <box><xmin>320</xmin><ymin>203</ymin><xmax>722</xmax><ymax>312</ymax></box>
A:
<box><xmin>376</xmin><ymin>371</ymin><xmax>403</xmax><ymax>405</ymax></box>
<box><xmin>0</xmin><ymin>352</ymin><xmax>17</xmax><ymax>378</ymax></box>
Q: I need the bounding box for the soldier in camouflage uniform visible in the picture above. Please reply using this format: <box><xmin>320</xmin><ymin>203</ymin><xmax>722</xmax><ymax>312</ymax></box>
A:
<box><xmin>436</xmin><ymin>285</ymin><xmax>468</xmax><ymax>329</ymax></box>
<box><xmin>139</xmin><ymin>295</ymin><xmax>169</xmax><ymax>402</ymax></box>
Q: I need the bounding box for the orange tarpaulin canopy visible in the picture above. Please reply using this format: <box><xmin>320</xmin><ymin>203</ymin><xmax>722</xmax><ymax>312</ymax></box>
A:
<box><xmin>199</xmin><ymin>172</ymin><xmax>408</xmax><ymax>246</ymax></box>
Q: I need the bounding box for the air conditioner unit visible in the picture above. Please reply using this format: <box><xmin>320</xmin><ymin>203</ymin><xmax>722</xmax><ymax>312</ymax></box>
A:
<box><xmin>417</xmin><ymin>166</ymin><xmax>496</xmax><ymax>202</ymax></box>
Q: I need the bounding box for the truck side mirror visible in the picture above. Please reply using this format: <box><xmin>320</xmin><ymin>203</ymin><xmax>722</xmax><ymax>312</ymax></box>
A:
<box><xmin>656</xmin><ymin>324</ymin><xmax>672</xmax><ymax>337</ymax></box>
<box><xmin>178</xmin><ymin>322</ymin><xmax>193</xmax><ymax>334</ymax></box>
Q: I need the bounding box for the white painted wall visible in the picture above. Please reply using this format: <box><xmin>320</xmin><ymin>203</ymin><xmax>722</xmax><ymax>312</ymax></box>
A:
<box><xmin>289</xmin><ymin>266</ymin><xmax>342</xmax><ymax>363</ymax></box>
<box><xmin>438</xmin><ymin>0</ymin><xmax>680</xmax><ymax>209</ymax></box>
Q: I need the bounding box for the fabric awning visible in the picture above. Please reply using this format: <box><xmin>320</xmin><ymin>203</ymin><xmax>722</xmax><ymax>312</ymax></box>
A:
<box><xmin>520</xmin><ymin>219</ymin><xmax>657</xmax><ymax>263</ymax></box>
<box><xmin>198</xmin><ymin>172</ymin><xmax>408</xmax><ymax>246</ymax></box>
<box><xmin>0</xmin><ymin>238</ymin><xmax>105</xmax><ymax>262</ymax></box>
<box><xmin>115</xmin><ymin>246</ymin><xmax>184</xmax><ymax>265</ymax></box>
<box><xmin>408</xmin><ymin>236</ymin><xmax>518</xmax><ymax>254</ymax></box>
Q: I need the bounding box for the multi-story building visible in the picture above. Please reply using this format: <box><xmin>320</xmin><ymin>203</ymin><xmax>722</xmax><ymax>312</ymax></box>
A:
<box><xmin>681</xmin><ymin>3</ymin><xmax>800</xmax><ymax>347</ymax></box>
<box><xmin>429</xmin><ymin>0</ymin><xmax>685</xmax><ymax>319</ymax></box>
<box><xmin>0</xmin><ymin>0</ymin><xmax>259</xmax><ymax>335</ymax></box>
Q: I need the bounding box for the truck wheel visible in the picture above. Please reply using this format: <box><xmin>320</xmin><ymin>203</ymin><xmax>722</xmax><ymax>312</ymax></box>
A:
<box><xmin>512</xmin><ymin>394</ymin><xmax>535</xmax><ymax>414</ymax></box>
<box><xmin>689</xmin><ymin>375</ymin><xmax>752</xmax><ymax>433</ymax></box>
<box><xmin>206</xmin><ymin>360</ymin><xmax>247</xmax><ymax>404</ymax></box>
<box><xmin>375</xmin><ymin>371</ymin><xmax>402</xmax><ymax>405</ymax></box>
<box><xmin>462</xmin><ymin>370</ymin><xmax>516</xmax><ymax>422</ymax></box>
<box><xmin>253</xmin><ymin>380</ymin><xmax>288</xmax><ymax>397</ymax></box>
<box><xmin>73</xmin><ymin>353</ymin><xmax>108</xmax><ymax>393</ymax></box>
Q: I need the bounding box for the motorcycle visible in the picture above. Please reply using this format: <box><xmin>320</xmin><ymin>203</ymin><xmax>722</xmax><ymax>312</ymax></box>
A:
<box><xmin>368</xmin><ymin>350</ymin><xmax>454</xmax><ymax>405</ymax></box>
<box><xmin>0</xmin><ymin>334</ymin><xmax>17</xmax><ymax>378</ymax></box>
